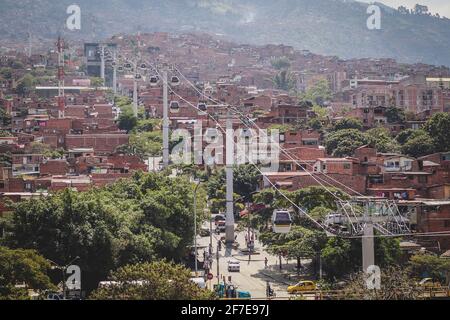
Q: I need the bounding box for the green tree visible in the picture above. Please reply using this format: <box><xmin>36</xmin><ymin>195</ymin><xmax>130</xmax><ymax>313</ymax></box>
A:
<box><xmin>424</xmin><ymin>112</ymin><xmax>450</xmax><ymax>152</ymax></box>
<box><xmin>89</xmin><ymin>261</ymin><xmax>214</xmax><ymax>300</ymax></box>
<box><xmin>0</xmin><ymin>246</ymin><xmax>56</xmax><ymax>300</ymax></box>
<box><xmin>342</xmin><ymin>266</ymin><xmax>423</xmax><ymax>300</ymax></box>
<box><xmin>325</xmin><ymin>129</ymin><xmax>368</xmax><ymax>157</ymax></box>
<box><xmin>0</xmin><ymin>107</ymin><xmax>11</xmax><ymax>127</ymax></box>
<box><xmin>118</xmin><ymin>107</ymin><xmax>138</xmax><ymax>132</ymax></box>
<box><xmin>134</xmin><ymin>119</ymin><xmax>161</xmax><ymax>133</ymax></box>
<box><xmin>365</xmin><ymin>127</ymin><xmax>400</xmax><ymax>153</ymax></box>
<box><xmin>321</xmin><ymin>237</ymin><xmax>361</xmax><ymax>280</ymax></box>
<box><xmin>321</xmin><ymin>236</ymin><xmax>401</xmax><ymax>281</ymax></box>
<box><xmin>271</xmin><ymin>57</ymin><xmax>291</xmax><ymax>70</ymax></box>
<box><xmin>260</xmin><ymin>226</ymin><xmax>327</xmax><ymax>274</ymax></box>
<box><xmin>115</xmin><ymin>96</ymin><xmax>132</xmax><ymax>108</ymax></box>
<box><xmin>0</xmin><ymin>129</ymin><xmax>12</xmax><ymax>137</ymax></box>
<box><xmin>16</xmin><ymin>74</ymin><xmax>36</xmax><ymax>96</ymax></box>
<box><xmin>401</xmin><ymin>132</ymin><xmax>436</xmax><ymax>158</ymax></box>
<box><xmin>385</xmin><ymin>106</ymin><xmax>406</xmax><ymax>124</ymax></box>
<box><xmin>408</xmin><ymin>253</ymin><xmax>450</xmax><ymax>283</ymax></box>
<box><xmin>396</xmin><ymin>129</ymin><xmax>425</xmax><ymax>145</ymax></box>
<box><xmin>6</xmin><ymin>173</ymin><xmax>205</xmax><ymax>293</ymax></box>
<box><xmin>308</xmin><ymin>118</ymin><xmax>323</xmax><ymax>131</ymax></box>
<box><xmin>299</xmin><ymin>79</ymin><xmax>332</xmax><ymax>106</ymax></box>
<box><xmin>331</xmin><ymin>118</ymin><xmax>363</xmax><ymax>131</ymax></box>
<box><xmin>290</xmin><ymin>186</ymin><xmax>349</xmax><ymax>212</ymax></box>
<box><xmin>0</xmin><ymin>67</ymin><xmax>12</xmax><ymax>79</ymax></box>
<box><xmin>207</xmin><ymin>165</ymin><xmax>260</xmax><ymax>202</ymax></box>
<box><xmin>90</xmin><ymin>77</ymin><xmax>104</xmax><ymax>88</ymax></box>
<box><xmin>272</xmin><ymin>70</ymin><xmax>296</xmax><ymax>92</ymax></box>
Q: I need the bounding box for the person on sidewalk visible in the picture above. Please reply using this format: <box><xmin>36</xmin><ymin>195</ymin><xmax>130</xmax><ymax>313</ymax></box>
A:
<box><xmin>264</xmin><ymin>257</ymin><xmax>268</xmax><ymax>269</ymax></box>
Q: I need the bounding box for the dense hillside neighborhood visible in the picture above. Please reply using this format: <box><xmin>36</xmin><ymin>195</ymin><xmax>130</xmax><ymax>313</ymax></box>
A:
<box><xmin>0</xmin><ymin>2</ymin><xmax>450</xmax><ymax>305</ymax></box>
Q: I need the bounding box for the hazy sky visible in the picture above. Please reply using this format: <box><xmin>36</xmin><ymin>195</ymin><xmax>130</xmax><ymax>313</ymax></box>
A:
<box><xmin>360</xmin><ymin>0</ymin><xmax>450</xmax><ymax>17</ymax></box>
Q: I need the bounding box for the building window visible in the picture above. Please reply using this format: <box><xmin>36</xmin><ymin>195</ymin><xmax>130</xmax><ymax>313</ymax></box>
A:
<box><xmin>444</xmin><ymin>220</ymin><xmax>450</xmax><ymax>228</ymax></box>
<box><xmin>343</xmin><ymin>163</ymin><xmax>351</xmax><ymax>170</ymax></box>
<box><xmin>302</xmin><ymin>140</ymin><xmax>317</xmax><ymax>146</ymax></box>
<box><xmin>418</xmin><ymin>176</ymin><xmax>428</xmax><ymax>183</ymax></box>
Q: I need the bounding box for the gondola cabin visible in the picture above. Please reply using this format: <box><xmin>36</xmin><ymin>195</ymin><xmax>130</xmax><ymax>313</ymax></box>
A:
<box><xmin>198</xmin><ymin>103</ymin><xmax>207</xmax><ymax>114</ymax></box>
<box><xmin>171</xmin><ymin>76</ymin><xmax>180</xmax><ymax>86</ymax></box>
<box><xmin>150</xmin><ymin>76</ymin><xmax>159</xmax><ymax>86</ymax></box>
<box><xmin>272</xmin><ymin>210</ymin><xmax>292</xmax><ymax>234</ymax></box>
<box><xmin>170</xmin><ymin>101</ymin><xmax>180</xmax><ymax>113</ymax></box>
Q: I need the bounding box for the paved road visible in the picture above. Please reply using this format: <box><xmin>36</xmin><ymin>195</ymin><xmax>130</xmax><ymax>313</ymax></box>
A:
<box><xmin>196</xmin><ymin>220</ymin><xmax>301</xmax><ymax>299</ymax></box>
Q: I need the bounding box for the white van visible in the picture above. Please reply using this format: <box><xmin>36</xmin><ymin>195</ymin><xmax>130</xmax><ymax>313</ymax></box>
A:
<box><xmin>190</xmin><ymin>277</ymin><xmax>206</xmax><ymax>289</ymax></box>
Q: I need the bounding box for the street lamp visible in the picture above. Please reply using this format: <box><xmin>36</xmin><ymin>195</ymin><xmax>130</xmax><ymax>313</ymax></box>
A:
<box><xmin>48</xmin><ymin>256</ymin><xmax>80</xmax><ymax>300</ymax></box>
<box><xmin>193</xmin><ymin>180</ymin><xmax>201</xmax><ymax>276</ymax></box>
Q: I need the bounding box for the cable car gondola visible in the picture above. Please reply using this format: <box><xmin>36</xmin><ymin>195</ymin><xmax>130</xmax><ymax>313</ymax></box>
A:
<box><xmin>198</xmin><ymin>103</ymin><xmax>207</xmax><ymax>114</ymax></box>
<box><xmin>150</xmin><ymin>76</ymin><xmax>159</xmax><ymax>86</ymax></box>
<box><xmin>170</xmin><ymin>101</ymin><xmax>180</xmax><ymax>113</ymax></box>
<box><xmin>171</xmin><ymin>76</ymin><xmax>180</xmax><ymax>86</ymax></box>
<box><xmin>272</xmin><ymin>210</ymin><xmax>292</xmax><ymax>234</ymax></box>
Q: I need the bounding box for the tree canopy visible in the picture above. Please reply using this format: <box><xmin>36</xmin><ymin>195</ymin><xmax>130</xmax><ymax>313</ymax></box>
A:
<box><xmin>0</xmin><ymin>246</ymin><xmax>56</xmax><ymax>300</ymax></box>
<box><xmin>5</xmin><ymin>172</ymin><xmax>206</xmax><ymax>292</ymax></box>
<box><xmin>89</xmin><ymin>261</ymin><xmax>214</xmax><ymax>300</ymax></box>
<box><xmin>423</xmin><ymin>112</ymin><xmax>450</xmax><ymax>152</ymax></box>
<box><xmin>325</xmin><ymin>129</ymin><xmax>368</xmax><ymax>157</ymax></box>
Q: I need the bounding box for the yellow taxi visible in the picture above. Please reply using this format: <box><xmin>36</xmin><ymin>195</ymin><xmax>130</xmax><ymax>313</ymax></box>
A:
<box><xmin>418</xmin><ymin>278</ymin><xmax>442</xmax><ymax>289</ymax></box>
<box><xmin>287</xmin><ymin>281</ymin><xmax>317</xmax><ymax>294</ymax></box>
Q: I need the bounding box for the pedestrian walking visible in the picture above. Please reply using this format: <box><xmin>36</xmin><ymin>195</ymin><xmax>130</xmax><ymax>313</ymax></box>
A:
<box><xmin>264</xmin><ymin>257</ymin><xmax>268</xmax><ymax>269</ymax></box>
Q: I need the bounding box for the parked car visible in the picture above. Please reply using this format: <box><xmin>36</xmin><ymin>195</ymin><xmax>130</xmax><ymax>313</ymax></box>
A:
<box><xmin>215</xmin><ymin>283</ymin><xmax>251</xmax><ymax>299</ymax></box>
<box><xmin>190</xmin><ymin>277</ymin><xmax>206</xmax><ymax>289</ymax></box>
<box><xmin>287</xmin><ymin>281</ymin><xmax>317</xmax><ymax>294</ymax></box>
<box><xmin>46</xmin><ymin>292</ymin><xmax>64</xmax><ymax>300</ymax></box>
<box><xmin>199</xmin><ymin>228</ymin><xmax>211</xmax><ymax>237</ymax></box>
<box><xmin>214</xmin><ymin>214</ymin><xmax>226</xmax><ymax>224</ymax></box>
<box><xmin>216</xmin><ymin>220</ymin><xmax>226</xmax><ymax>233</ymax></box>
<box><xmin>228</xmin><ymin>260</ymin><xmax>241</xmax><ymax>272</ymax></box>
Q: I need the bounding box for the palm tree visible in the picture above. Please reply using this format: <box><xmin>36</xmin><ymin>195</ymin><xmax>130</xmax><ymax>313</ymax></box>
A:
<box><xmin>272</xmin><ymin>70</ymin><xmax>296</xmax><ymax>92</ymax></box>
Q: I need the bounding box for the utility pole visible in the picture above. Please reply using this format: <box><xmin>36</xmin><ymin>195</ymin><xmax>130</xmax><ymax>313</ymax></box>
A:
<box><xmin>56</xmin><ymin>37</ymin><xmax>65</xmax><ymax>119</ymax></box>
<box><xmin>209</xmin><ymin>212</ymin><xmax>213</xmax><ymax>255</ymax></box>
<box><xmin>27</xmin><ymin>32</ymin><xmax>32</xmax><ymax>58</ymax></box>
<box><xmin>216</xmin><ymin>243</ymin><xmax>220</xmax><ymax>286</ymax></box>
<box><xmin>162</xmin><ymin>70</ymin><xmax>169</xmax><ymax>168</ymax></box>
<box><xmin>225</xmin><ymin>108</ymin><xmax>235</xmax><ymax>244</ymax></box>
<box><xmin>362</xmin><ymin>201</ymin><xmax>375</xmax><ymax>272</ymax></box>
<box><xmin>133</xmin><ymin>74</ymin><xmax>138</xmax><ymax>117</ymax></box>
<box><xmin>112</xmin><ymin>51</ymin><xmax>117</xmax><ymax>95</ymax></box>
<box><xmin>193</xmin><ymin>181</ymin><xmax>201</xmax><ymax>276</ymax></box>
<box><xmin>100</xmin><ymin>44</ymin><xmax>105</xmax><ymax>84</ymax></box>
